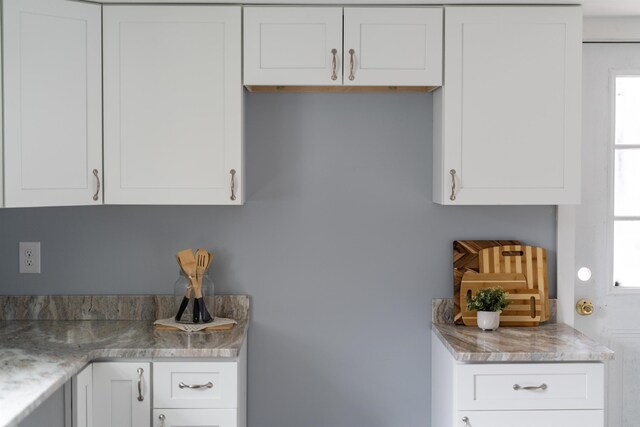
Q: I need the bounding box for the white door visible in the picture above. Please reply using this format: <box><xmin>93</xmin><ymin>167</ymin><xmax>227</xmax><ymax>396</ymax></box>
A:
<box><xmin>243</xmin><ymin>7</ymin><xmax>343</xmax><ymax>86</ymax></box>
<box><xmin>436</xmin><ymin>6</ymin><xmax>581</xmax><ymax>205</ymax></box>
<box><xmin>93</xmin><ymin>363</ymin><xmax>150</xmax><ymax>427</ymax></box>
<box><xmin>153</xmin><ymin>409</ymin><xmax>236</xmax><ymax>427</ymax></box>
<box><xmin>569</xmin><ymin>43</ymin><xmax>640</xmax><ymax>427</ymax></box>
<box><xmin>343</xmin><ymin>8</ymin><xmax>443</xmax><ymax>86</ymax></box>
<box><xmin>3</xmin><ymin>0</ymin><xmax>102</xmax><ymax>207</ymax></box>
<box><xmin>73</xmin><ymin>364</ymin><xmax>93</xmax><ymax>427</ymax></box>
<box><xmin>103</xmin><ymin>6</ymin><xmax>243</xmax><ymax>205</ymax></box>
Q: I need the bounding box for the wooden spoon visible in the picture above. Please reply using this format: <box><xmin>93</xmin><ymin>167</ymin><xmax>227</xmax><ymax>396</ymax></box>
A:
<box><xmin>195</xmin><ymin>248</ymin><xmax>213</xmax><ymax>323</ymax></box>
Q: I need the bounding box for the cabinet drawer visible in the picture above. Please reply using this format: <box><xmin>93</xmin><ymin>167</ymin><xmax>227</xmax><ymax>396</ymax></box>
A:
<box><xmin>153</xmin><ymin>409</ymin><xmax>236</xmax><ymax>427</ymax></box>
<box><xmin>457</xmin><ymin>363</ymin><xmax>604</xmax><ymax>410</ymax></box>
<box><xmin>154</xmin><ymin>362</ymin><xmax>237</xmax><ymax>409</ymax></box>
<box><xmin>456</xmin><ymin>410</ymin><xmax>603</xmax><ymax>427</ymax></box>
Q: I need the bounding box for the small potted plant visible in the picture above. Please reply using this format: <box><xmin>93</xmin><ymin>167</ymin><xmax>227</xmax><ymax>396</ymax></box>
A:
<box><xmin>466</xmin><ymin>287</ymin><xmax>510</xmax><ymax>331</ymax></box>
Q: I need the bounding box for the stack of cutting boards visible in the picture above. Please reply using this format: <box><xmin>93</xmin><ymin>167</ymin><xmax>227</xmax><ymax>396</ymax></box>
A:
<box><xmin>453</xmin><ymin>241</ymin><xmax>549</xmax><ymax>327</ymax></box>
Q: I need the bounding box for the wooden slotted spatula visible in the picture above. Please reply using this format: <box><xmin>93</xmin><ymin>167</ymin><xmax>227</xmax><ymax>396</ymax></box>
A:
<box><xmin>195</xmin><ymin>248</ymin><xmax>213</xmax><ymax>323</ymax></box>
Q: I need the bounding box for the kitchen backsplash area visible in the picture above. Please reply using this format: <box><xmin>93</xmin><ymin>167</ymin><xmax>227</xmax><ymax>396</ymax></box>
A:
<box><xmin>0</xmin><ymin>295</ymin><xmax>249</xmax><ymax>321</ymax></box>
<box><xmin>0</xmin><ymin>92</ymin><xmax>557</xmax><ymax>426</ymax></box>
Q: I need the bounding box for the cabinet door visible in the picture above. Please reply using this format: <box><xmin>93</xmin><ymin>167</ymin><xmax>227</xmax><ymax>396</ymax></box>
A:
<box><xmin>3</xmin><ymin>0</ymin><xmax>102</xmax><ymax>207</ymax></box>
<box><xmin>73</xmin><ymin>364</ymin><xmax>93</xmax><ymax>427</ymax></box>
<box><xmin>456</xmin><ymin>410</ymin><xmax>603</xmax><ymax>427</ymax></box>
<box><xmin>103</xmin><ymin>6</ymin><xmax>243</xmax><ymax>205</ymax></box>
<box><xmin>434</xmin><ymin>6</ymin><xmax>581</xmax><ymax>205</ymax></box>
<box><xmin>93</xmin><ymin>363</ymin><xmax>150</xmax><ymax>427</ymax></box>
<box><xmin>153</xmin><ymin>409</ymin><xmax>236</xmax><ymax>427</ymax></box>
<box><xmin>244</xmin><ymin>7</ymin><xmax>343</xmax><ymax>86</ymax></box>
<box><xmin>343</xmin><ymin>8</ymin><xmax>443</xmax><ymax>86</ymax></box>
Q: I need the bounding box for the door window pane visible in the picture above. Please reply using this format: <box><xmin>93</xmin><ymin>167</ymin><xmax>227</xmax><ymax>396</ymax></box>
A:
<box><xmin>615</xmin><ymin>76</ymin><xmax>640</xmax><ymax>146</ymax></box>
<box><xmin>615</xmin><ymin>149</ymin><xmax>640</xmax><ymax>216</ymax></box>
<box><xmin>613</xmin><ymin>75</ymin><xmax>640</xmax><ymax>287</ymax></box>
<box><xmin>614</xmin><ymin>221</ymin><xmax>640</xmax><ymax>287</ymax></box>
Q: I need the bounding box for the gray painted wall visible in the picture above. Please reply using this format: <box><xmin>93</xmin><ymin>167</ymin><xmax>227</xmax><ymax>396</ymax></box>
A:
<box><xmin>0</xmin><ymin>93</ymin><xmax>556</xmax><ymax>426</ymax></box>
<box><xmin>18</xmin><ymin>386</ymin><xmax>66</xmax><ymax>427</ymax></box>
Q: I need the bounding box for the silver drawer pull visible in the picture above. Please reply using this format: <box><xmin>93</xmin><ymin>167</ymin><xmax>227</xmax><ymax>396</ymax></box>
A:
<box><xmin>92</xmin><ymin>169</ymin><xmax>101</xmax><ymax>201</ymax></box>
<box><xmin>136</xmin><ymin>368</ymin><xmax>144</xmax><ymax>401</ymax></box>
<box><xmin>179</xmin><ymin>381</ymin><xmax>213</xmax><ymax>389</ymax></box>
<box><xmin>513</xmin><ymin>383</ymin><xmax>547</xmax><ymax>391</ymax></box>
<box><xmin>331</xmin><ymin>48</ymin><xmax>338</xmax><ymax>81</ymax></box>
<box><xmin>230</xmin><ymin>169</ymin><xmax>237</xmax><ymax>201</ymax></box>
<box><xmin>348</xmin><ymin>49</ymin><xmax>355</xmax><ymax>81</ymax></box>
<box><xmin>449</xmin><ymin>169</ymin><xmax>457</xmax><ymax>201</ymax></box>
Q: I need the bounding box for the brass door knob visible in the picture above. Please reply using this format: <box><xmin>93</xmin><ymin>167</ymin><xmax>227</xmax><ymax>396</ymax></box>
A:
<box><xmin>576</xmin><ymin>299</ymin><xmax>594</xmax><ymax>316</ymax></box>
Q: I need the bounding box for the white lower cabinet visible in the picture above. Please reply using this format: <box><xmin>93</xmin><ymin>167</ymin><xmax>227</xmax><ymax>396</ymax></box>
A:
<box><xmin>153</xmin><ymin>409</ymin><xmax>237</xmax><ymax>427</ymax></box>
<box><xmin>87</xmin><ymin>349</ymin><xmax>246</xmax><ymax>427</ymax></box>
<box><xmin>72</xmin><ymin>364</ymin><xmax>93</xmax><ymax>427</ymax></box>
<box><xmin>153</xmin><ymin>356</ymin><xmax>246</xmax><ymax>427</ymax></box>
<box><xmin>92</xmin><ymin>362</ymin><xmax>151</xmax><ymax>427</ymax></box>
<box><xmin>432</xmin><ymin>332</ymin><xmax>605</xmax><ymax>427</ymax></box>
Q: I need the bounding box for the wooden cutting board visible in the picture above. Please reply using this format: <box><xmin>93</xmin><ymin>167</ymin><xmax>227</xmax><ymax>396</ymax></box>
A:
<box><xmin>453</xmin><ymin>240</ymin><xmax>521</xmax><ymax>324</ymax></box>
<box><xmin>478</xmin><ymin>245</ymin><xmax>549</xmax><ymax>322</ymax></box>
<box><xmin>460</xmin><ymin>272</ymin><xmax>541</xmax><ymax>327</ymax></box>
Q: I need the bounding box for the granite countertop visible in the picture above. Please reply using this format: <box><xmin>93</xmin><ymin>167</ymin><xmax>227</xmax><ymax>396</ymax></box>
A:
<box><xmin>432</xmin><ymin>322</ymin><xmax>614</xmax><ymax>362</ymax></box>
<box><xmin>0</xmin><ymin>295</ymin><xmax>250</xmax><ymax>427</ymax></box>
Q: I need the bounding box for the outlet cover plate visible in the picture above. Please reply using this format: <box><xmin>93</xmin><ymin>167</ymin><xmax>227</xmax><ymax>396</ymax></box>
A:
<box><xmin>19</xmin><ymin>242</ymin><xmax>41</xmax><ymax>274</ymax></box>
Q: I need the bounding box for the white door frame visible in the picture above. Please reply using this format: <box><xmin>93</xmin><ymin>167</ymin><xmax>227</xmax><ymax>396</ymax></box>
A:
<box><xmin>557</xmin><ymin>18</ymin><xmax>640</xmax><ymax>326</ymax></box>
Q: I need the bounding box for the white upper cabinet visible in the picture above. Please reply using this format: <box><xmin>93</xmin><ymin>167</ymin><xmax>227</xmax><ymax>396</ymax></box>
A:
<box><xmin>433</xmin><ymin>6</ymin><xmax>582</xmax><ymax>205</ymax></box>
<box><xmin>243</xmin><ymin>7</ymin><xmax>343</xmax><ymax>86</ymax></box>
<box><xmin>243</xmin><ymin>7</ymin><xmax>443</xmax><ymax>87</ymax></box>
<box><xmin>103</xmin><ymin>6</ymin><xmax>243</xmax><ymax>205</ymax></box>
<box><xmin>2</xmin><ymin>0</ymin><xmax>102</xmax><ymax>207</ymax></box>
<box><xmin>343</xmin><ymin>8</ymin><xmax>443</xmax><ymax>86</ymax></box>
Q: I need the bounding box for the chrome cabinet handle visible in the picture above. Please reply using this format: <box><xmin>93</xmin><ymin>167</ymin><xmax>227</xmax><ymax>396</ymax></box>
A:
<box><xmin>348</xmin><ymin>49</ymin><xmax>355</xmax><ymax>81</ymax></box>
<box><xmin>230</xmin><ymin>169</ymin><xmax>237</xmax><ymax>201</ymax></box>
<box><xmin>136</xmin><ymin>368</ymin><xmax>144</xmax><ymax>401</ymax></box>
<box><xmin>513</xmin><ymin>383</ymin><xmax>547</xmax><ymax>391</ymax></box>
<box><xmin>449</xmin><ymin>169</ymin><xmax>457</xmax><ymax>201</ymax></box>
<box><xmin>462</xmin><ymin>416</ymin><xmax>470</xmax><ymax>426</ymax></box>
<box><xmin>178</xmin><ymin>381</ymin><xmax>213</xmax><ymax>389</ymax></box>
<box><xmin>331</xmin><ymin>49</ymin><xmax>338</xmax><ymax>81</ymax></box>
<box><xmin>158</xmin><ymin>414</ymin><xmax>165</xmax><ymax>427</ymax></box>
<box><xmin>92</xmin><ymin>169</ymin><xmax>100</xmax><ymax>201</ymax></box>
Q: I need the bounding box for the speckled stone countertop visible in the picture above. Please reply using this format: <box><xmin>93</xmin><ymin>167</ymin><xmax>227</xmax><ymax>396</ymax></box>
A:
<box><xmin>432</xmin><ymin>323</ymin><xmax>614</xmax><ymax>362</ymax></box>
<box><xmin>431</xmin><ymin>299</ymin><xmax>614</xmax><ymax>362</ymax></box>
<box><xmin>0</xmin><ymin>295</ymin><xmax>249</xmax><ymax>427</ymax></box>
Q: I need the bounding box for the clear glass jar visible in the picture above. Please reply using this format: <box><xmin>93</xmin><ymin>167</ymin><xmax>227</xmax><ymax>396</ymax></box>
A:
<box><xmin>173</xmin><ymin>271</ymin><xmax>215</xmax><ymax>324</ymax></box>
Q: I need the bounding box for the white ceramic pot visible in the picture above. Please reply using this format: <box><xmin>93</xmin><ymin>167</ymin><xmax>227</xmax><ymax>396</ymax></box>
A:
<box><xmin>477</xmin><ymin>311</ymin><xmax>500</xmax><ymax>331</ymax></box>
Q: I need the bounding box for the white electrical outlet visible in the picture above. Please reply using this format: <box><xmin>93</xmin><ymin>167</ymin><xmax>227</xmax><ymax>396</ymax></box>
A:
<box><xmin>19</xmin><ymin>242</ymin><xmax>41</xmax><ymax>274</ymax></box>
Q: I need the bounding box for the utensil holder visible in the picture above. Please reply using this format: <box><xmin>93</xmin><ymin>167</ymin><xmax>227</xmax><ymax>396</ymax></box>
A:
<box><xmin>173</xmin><ymin>271</ymin><xmax>215</xmax><ymax>323</ymax></box>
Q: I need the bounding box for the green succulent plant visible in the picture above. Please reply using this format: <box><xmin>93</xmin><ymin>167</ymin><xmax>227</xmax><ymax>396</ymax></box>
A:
<box><xmin>466</xmin><ymin>287</ymin><xmax>510</xmax><ymax>312</ymax></box>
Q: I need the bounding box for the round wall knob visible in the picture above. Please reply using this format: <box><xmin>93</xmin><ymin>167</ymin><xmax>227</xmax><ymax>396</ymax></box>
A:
<box><xmin>576</xmin><ymin>299</ymin><xmax>594</xmax><ymax>316</ymax></box>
